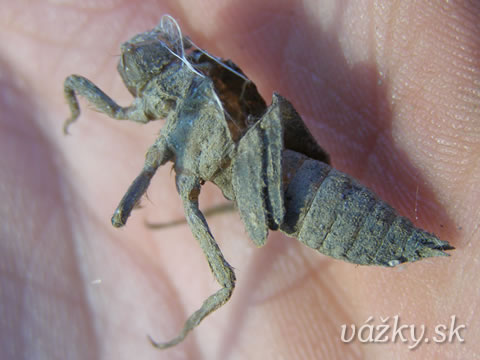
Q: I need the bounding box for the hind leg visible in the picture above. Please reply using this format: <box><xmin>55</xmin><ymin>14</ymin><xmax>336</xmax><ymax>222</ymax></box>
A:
<box><xmin>149</xmin><ymin>175</ymin><xmax>236</xmax><ymax>349</ymax></box>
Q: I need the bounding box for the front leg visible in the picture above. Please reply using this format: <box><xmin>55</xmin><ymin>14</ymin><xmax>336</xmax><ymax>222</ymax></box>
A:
<box><xmin>63</xmin><ymin>75</ymin><xmax>150</xmax><ymax>133</ymax></box>
<box><xmin>111</xmin><ymin>137</ymin><xmax>172</xmax><ymax>227</ymax></box>
<box><xmin>149</xmin><ymin>174</ymin><xmax>236</xmax><ymax>349</ymax></box>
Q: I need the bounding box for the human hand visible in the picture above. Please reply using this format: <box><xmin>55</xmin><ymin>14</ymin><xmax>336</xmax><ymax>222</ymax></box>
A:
<box><xmin>0</xmin><ymin>1</ymin><xmax>478</xmax><ymax>359</ymax></box>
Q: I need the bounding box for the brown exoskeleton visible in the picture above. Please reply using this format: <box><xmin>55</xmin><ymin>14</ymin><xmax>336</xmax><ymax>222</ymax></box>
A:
<box><xmin>63</xmin><ymin>15</ymin><xmax>453</xmax><ymax>349</ymax></box>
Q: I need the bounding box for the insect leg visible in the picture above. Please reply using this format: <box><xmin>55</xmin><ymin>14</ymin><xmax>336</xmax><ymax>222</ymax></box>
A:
<box><xmin>145</xmin><ymin>202</ymin><xmax>235</xmax><ymax>230</ymax></box>
<box><xmin>63</xmin><ymin>75</ymin><xmax>150</xmax><ymax>133</ymax></box>
<box><xmin>149</xmin><ymin>175</ymin><xmax>235</xmax><ymax>349</ymax></box>
<box><xmin>111</xmin><ymin>137</ymin><xmax>172</xmax><ymax>227</ymax></box>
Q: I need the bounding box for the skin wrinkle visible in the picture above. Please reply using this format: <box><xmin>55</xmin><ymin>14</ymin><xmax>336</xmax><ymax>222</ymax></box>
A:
<box><xmin>0</xmin><ymin>72</ymin><xmax>100</xmax><ymax>359</ymax></box>
<box><xmin>365</xmin><ymin>0</ymin><xmax>383</xmax><ymax>185</ymax></box>
<box><xmin>378</xmin><ymin>2</ymin><xmax>476</xmax><ymax>222</ymax></box>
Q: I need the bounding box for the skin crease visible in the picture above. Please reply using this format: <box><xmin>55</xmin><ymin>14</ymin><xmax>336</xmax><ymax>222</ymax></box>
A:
<box><xmin>0</xmin><ymin>0</ymin><xmax>479</xmax><ymax>359</ymax></box>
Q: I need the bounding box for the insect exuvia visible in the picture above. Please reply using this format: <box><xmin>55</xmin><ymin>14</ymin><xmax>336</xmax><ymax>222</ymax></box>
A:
<box><xmin>63</xmin><ymin>15</ymin><xmax>454</xmax><ymax>349</ymax></box>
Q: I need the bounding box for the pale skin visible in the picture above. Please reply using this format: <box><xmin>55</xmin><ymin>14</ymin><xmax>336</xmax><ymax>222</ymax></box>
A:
<box><xmin>0</xmin><ymin>1</ymin><xmax>479</xmax><ymax>359</ymax></box>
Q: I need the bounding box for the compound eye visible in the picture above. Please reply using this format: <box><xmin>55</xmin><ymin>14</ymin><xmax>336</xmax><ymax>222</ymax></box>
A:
<box><xmin>122</xmin><ymin>45</ymin><xmax>137</xmax><ymax>68</ymax></box>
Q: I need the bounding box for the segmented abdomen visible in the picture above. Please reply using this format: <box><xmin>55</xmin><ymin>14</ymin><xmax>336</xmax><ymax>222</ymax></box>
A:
<box><xmin>280</xmin><ymin>150</ymin><xmax>451</xmax><ymax>266</ymax></box>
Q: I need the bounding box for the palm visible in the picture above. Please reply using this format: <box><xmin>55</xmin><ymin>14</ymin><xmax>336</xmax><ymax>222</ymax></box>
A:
<box><xmin>1</xmin><ymin>1</ymin><xmax>478</xmax><ymax>359</ymax></box>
